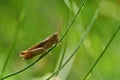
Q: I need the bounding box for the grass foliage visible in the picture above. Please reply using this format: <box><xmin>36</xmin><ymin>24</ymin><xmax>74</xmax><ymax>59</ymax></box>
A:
<box><xmin>0</xmin><ymin>0</ymin><xmax>120</xmax><ymax>80</ymax></box>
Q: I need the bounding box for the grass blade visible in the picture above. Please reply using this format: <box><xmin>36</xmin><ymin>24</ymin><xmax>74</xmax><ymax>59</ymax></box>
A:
<box><xmin>1</xmin><ymin>26</ymin><xmax>19</xmax><ymax>75</ymax></box>
<box><xmin>46</xmin><ymin>2</ymin><xmax>99</xmax><ymax>79</ymax></box>
<box><xmin>59</xmin><ymin>0</ymin><xmax>87</xmax><ymax>42</ymax></box>
<box><xmin>54</xmin><ymin>44</ymin><xmax>66</xmax><ymax>74</ymax></box>
<box><xmin>83</xmin><ymin>25</ymin><xmax>120</xmax><ymax>80</ymax></box>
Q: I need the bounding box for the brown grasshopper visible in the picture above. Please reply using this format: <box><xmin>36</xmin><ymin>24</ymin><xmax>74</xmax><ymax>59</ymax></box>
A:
<box><xmin>20</xmin><ymin>32</ymin><xmax>59</xmax><ymax>60</ymax></box>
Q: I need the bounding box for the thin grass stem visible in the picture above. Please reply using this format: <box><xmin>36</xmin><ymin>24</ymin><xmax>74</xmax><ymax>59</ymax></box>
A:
<box><xmin>46</xmin><ymin>3</ymin><xmax>99</xmax><ymax>79</ymax></box>
<box><xmin>83</xmin><ymin>25</ymin><xmax>120</xmax><ymax>80</ymax></box>
<box><xmin>1</xmin><ymin>26</ymin><xmax>19</xmax><ymax>75</ymax></box>
<box><xmin>55</xmin><ymin>0</ymin><xmax>88</xmax><ymax>73</ymax></box>
<box><xmin>57</xmin><ymin>45</ymin><xmax>66</xmax><ymax>70</ymax></box>
<box><xmin>59</xmin><ymin>0</ymin><xmax>87</xmax><ymax>42</ymax></box>
<box><xmin>0</xmin><ymin>5</ymin><xmax>26</xmax><ymax>75</ymax></box>
<box><xmin>53</xmin><ymin>43</ymin><xmax>67</xmax><ymax>75</ymax></box>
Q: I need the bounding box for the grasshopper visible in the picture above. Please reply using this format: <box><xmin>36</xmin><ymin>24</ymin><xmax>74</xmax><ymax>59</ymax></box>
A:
<box><xmin>20</xmin><ymin>32</ymin><xmax>59</xmax><ymax>60</ymax></box>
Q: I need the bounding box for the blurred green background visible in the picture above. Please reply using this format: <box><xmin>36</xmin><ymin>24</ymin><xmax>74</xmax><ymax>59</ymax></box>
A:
<box><xmin>0</xmin><ymin>0</ymin><xmax>120</xmax><ymax>80</ymax></box>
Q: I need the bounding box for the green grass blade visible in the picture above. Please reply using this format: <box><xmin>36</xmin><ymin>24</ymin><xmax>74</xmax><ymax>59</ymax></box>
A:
<box><xmin>83</xmin><ymin>25</ymin><xmax>120</xmax><ymax>80</ymax></box>
<box><xmin>53</xmin><ymin>43</ymin><xmax>67</xmax><ymax>76</ymax></box>
<box><xmin>55</xmin><ymin>0</ymin><xmax>88</xmax><ymax>73</ymax></box>
<box><xmin>59</xmin><ymin>0</ymin><xmax>87</xmax><ymax>42</ymax></box>
<box><xmin>46</xmin><ymin>3</ymin><xmax>99</xmax><ymax>80</ymax></box>
<box><xmin>1</xmin><ymin>20</ymin><xmax>20</xmax><ymax>75</ymax></box>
